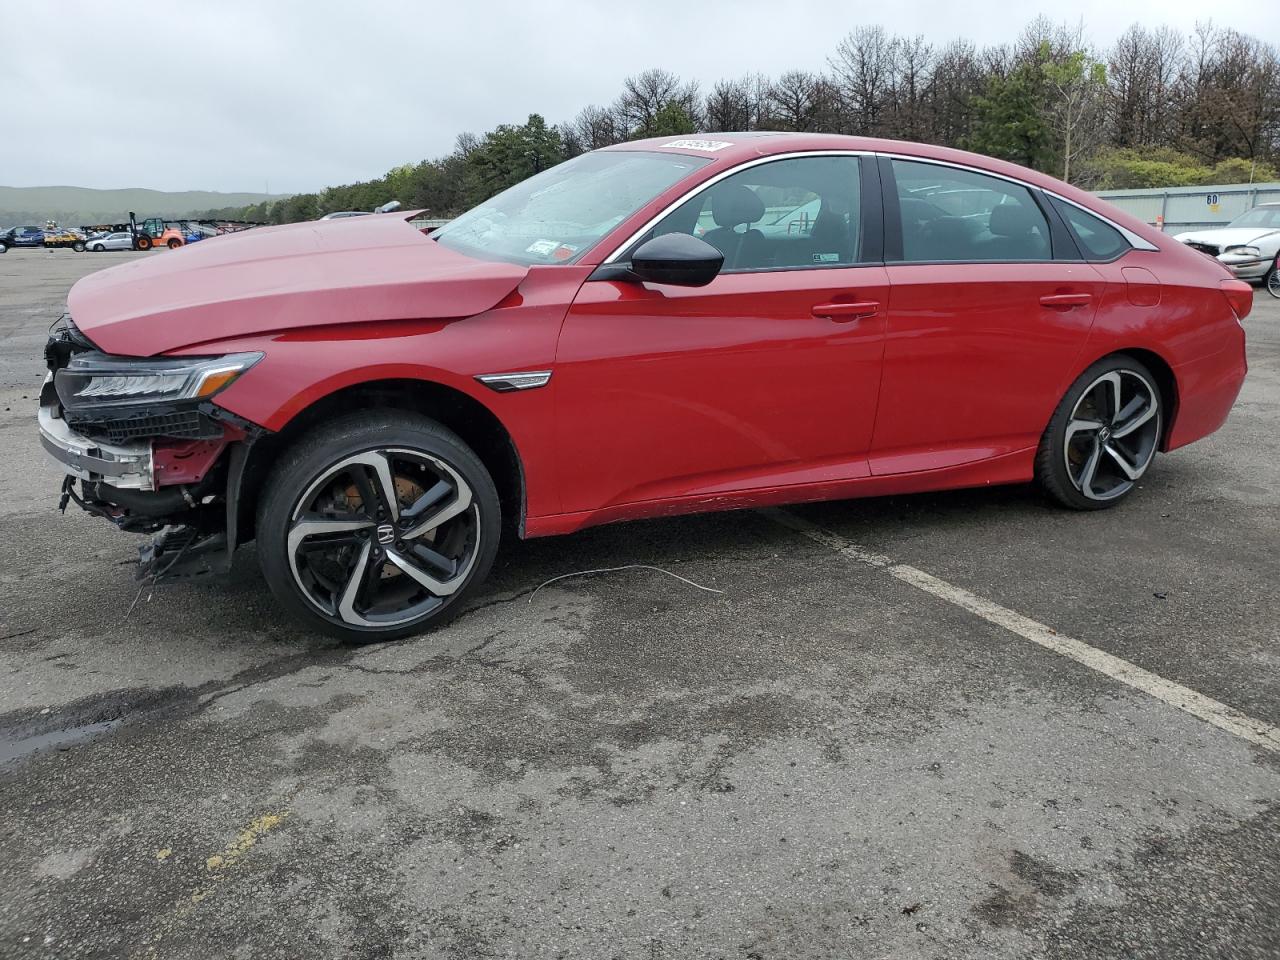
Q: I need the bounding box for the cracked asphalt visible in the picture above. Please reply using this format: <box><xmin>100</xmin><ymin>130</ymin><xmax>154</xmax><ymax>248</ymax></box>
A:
<box><xmin>2</xmin><ymin>247</ymin><xmax>1278</xmax><ymax>959</ymax></box>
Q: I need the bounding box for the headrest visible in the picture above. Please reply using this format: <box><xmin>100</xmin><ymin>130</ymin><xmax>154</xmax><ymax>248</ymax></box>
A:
<box><xmin>710</xmin><ymin>184</ymin><xmax>765</xmax><ymax>228</ymax></box>
<box><xmin>988</xmin><ymin>202</ymin><xmax>1039</xmax><ymax>237</ymax></box>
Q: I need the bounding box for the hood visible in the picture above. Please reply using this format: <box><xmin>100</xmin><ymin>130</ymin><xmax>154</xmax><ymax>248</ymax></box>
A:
<box><xmin>68</xmin><ymin>215</ymin><xmax>528</xmax><ymax>356</ymax></box>
<box><xmin>1173</xmin><ymin>226</ymin><xmax>1279</xmax><ymax>250</ymax></box>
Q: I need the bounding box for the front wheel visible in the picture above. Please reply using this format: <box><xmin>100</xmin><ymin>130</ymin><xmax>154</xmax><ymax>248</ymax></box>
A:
<box><xmin>72</xmin><ymin>240</ymin><xmax>86</xmax><ymax>252</ymax></box>
<box><xmin>0</xmin><ymin>242</ymin><xmax>7</xmax><ymax>254</ymax></box>
<box><xmin>166</xmin><ymin>238</ymin><xmax>182</xmax><ymax>249</ymax></box>
<box><xmin>135</xmin><ymin>235</ymin><xmax>153</xmax><ymax>251</ymax></box>
<box><xmin>256</xmin><ymin>411</ymin><xmax>501</xmax><ymax>642</ymax></box>
<box><xmin>1035</xmin><ymin>355</ymin><xmax>1163</xmax><ymax>510</ymax></box>
<box><xmin>1267</xmin><ymin>263</ymin><xmax>1280</xmax><ymax>299</ymax></box>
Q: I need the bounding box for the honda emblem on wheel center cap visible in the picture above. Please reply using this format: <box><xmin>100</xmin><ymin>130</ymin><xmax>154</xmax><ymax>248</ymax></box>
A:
<box><xmin>376</xmin><ymin>523</ymin><xmax>395</xmax><ymax>545</ymax></box>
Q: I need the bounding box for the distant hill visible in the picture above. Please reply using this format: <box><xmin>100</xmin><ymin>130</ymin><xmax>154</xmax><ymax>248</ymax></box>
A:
<box><xmin>0</xmin><ymin>185</ymin><xmax>290</xmax><ymax>226</ymax></box>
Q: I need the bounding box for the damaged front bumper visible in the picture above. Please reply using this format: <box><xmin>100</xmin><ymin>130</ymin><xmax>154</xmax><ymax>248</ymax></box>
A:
<box><xmin>38</xmin><ymin>383</ymin><xmax>155</xmax><ymax>490</ymax></box>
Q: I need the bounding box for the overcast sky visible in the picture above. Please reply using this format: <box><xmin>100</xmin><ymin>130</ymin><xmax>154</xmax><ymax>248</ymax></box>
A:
<box><xmin>2</xmin><ymin>1</ymin><xmax>1275</xmax><ymax>195</ymax></box>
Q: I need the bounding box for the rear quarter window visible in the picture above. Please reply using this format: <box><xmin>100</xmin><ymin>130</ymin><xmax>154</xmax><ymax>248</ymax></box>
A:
<box><xmin>1051</xmin><ymin>198</ymin><xmax>1130</xmax><ymax>261</ymax></box>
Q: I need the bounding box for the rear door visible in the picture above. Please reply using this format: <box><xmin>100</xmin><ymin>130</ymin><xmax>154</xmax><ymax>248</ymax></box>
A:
<box><xmin>870</xmin><ymin>156</ymin><xmax>1106</xmax><ymax>475</ymax></box>
<box><xmin>554</xmin><ymin>153</ymin><xmax>890</xmax><ymax>515</ymax></box>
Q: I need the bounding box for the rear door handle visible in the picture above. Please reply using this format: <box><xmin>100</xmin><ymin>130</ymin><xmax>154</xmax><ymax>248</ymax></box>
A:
<box><xmin>812</xmin><ymin>300</ymin><xmax>879</xmax><ymax>322</ymax></box>
<box><xmin>1039</xmin><ymin>293</ymin><xmax>1092</xmax><ymax>308</ymax></box>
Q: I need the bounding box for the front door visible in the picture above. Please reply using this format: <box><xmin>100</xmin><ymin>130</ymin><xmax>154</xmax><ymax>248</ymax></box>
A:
<box><xmin>554</xmin><ymin>154</ymin><xmax>889</xmax><ymax>516</ymax></box>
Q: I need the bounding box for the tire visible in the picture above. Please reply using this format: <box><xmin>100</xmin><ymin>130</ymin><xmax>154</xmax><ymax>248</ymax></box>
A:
<box><xmin>1266</xmin><ymin>263</ymin><xmax>1280</xmax><ymax>300</ymax></box>
<box><xmin>72</xmin><ymin>241</ymin><xmax>86</xmax><ymax>252</ymax></box>
<box><xmin>0</xmin><ymin>243</ymin><xmax>7</xmax><ymax>254</ymax></box>
<box><xmin>91</xmin><ymin>244</ymin><xmax>105</xmax><ymax>252</ymax></box>
<box><xmin>135</xmin><ymin>235</ymin><xmax>153</xmax><ymax>251</ymax></box>
<box><xmin>256</xmin><ymin>410</ymin><xmax>501</xmax><ymax>642</ymax></box>
<box><xmin>1035</xmin><ymin>354</ymin><xmax>1163</xmax><ymax>510</ymax></box>
<box><xmin>166</xmin><ymin>238</ymin><xmax>181</xmax><ymax>249</ymax></box>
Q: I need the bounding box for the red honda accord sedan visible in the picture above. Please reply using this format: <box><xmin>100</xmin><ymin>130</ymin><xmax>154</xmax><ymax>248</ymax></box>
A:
<box><xmin>40</xmin><ymin>133</ymin><xmax>1251</xmax><ymax>640</ymax></box>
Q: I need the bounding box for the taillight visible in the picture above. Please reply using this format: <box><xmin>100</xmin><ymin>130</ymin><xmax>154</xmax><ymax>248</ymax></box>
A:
<box><xmin>1220</xmin><ymin>279</ymin><xmax>1253</xmax><ymax>321</ymax></box>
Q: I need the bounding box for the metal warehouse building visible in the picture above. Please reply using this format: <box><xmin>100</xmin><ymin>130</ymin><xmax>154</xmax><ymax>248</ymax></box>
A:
<box><xmin>1096</xmin><ymin>182</ymin><xmax>1280</xmax><ymax>234</ymax></box>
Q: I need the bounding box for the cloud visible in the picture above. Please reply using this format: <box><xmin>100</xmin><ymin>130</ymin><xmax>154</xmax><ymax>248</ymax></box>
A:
<box><xmin>1</xmin><ymin>0</ymin><xmax>1271</xmax><ymax>193</ymax></box>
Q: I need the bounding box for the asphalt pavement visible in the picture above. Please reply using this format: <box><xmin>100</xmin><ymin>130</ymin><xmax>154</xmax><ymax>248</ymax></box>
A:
<box><xmin>1</xmin><ymin>247</ymin><xmax>1278</xmax><ymax>959</ymax></box>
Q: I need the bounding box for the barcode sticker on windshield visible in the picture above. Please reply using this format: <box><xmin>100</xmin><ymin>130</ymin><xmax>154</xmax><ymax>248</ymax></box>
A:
<box><xmin>664</xmin><ymin>139</ymin><xmax>733</xmax><ymax>152</ymax></box>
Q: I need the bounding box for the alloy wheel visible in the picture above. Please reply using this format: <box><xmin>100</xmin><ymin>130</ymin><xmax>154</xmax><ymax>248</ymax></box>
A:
<box><xmin>1063</xmin><ymin>370</ymin><xmax>1161</xmax><ymax>502</ymax></box>
<box><xmin>286</xmin><ymin>448</ymin><xmax>479</xmax><ymax>628</ymax></box>
<box><xmin>1268</xmin><ymin>267</ymin><xmax>1280</xmax><ymax>299</ymax></box>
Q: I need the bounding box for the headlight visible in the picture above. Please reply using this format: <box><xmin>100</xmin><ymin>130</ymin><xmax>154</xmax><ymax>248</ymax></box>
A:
<box><xmin>54</xmin><ymin>351</ymin><xmax>263</xmax><ymax>410</ymax></box>
<box><xmin>1223</xmin><ymin>245</ymin><xmax>1261</xmax><ymax>258</ymax></box>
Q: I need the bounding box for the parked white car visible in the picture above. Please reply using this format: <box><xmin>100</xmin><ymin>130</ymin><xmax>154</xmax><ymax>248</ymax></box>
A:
<box><xmin>1175</xmin><ymin>203</ymin><xmax>1280</xmax><ymax>284</ymax></box>
<box><xmin>86</xmin><ymin>231</ymin><xmax>134</xmax><ymax>252</ymax></box>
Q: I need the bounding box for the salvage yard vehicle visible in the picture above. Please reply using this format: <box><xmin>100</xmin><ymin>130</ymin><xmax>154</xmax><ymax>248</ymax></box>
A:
<box><xmin>1175</xmin><ymin>202</ymin><xmax>1280</xmax><ymax>287</ymax></box>
<box><xmin>39</xmin><ymin>133</ymin><xmax>1252</xmax><ymax>641</ymax></box>
<box><xmin>43</xmin><ymin>227</ymin><xmax>87</xmax><ymax>252</ymax></box>
<box><xmin>0</xmin><ymin>225</ymin><xmax>47</xmax><ymax>252</ymax></box>
<box><xmin>86</xmin><ymin>231</ymin><xmax>134</xmax><ymax>252</ymax></box>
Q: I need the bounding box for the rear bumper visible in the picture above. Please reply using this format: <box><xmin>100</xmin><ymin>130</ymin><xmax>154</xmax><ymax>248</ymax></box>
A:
<box><xmin>1166</xmin><ymin>339</ymin><xmax>1248</xmax><ymax>451</ymax></box>
<box><xmin>38</xmin><ymin>389</ymin><xmax>154</xmax><ymax>490</ymax></box>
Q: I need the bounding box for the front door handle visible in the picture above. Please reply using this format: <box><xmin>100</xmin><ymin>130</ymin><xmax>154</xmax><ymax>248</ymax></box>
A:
<box><xmin>812</xmin><ymin>300</ymin><xmax>879</xmax><ymax>322</ymax></box>
<box><xmin>1039</xmin><ymin>293</ymin><xmax>1092</xmax><ymax>308</ymax></box>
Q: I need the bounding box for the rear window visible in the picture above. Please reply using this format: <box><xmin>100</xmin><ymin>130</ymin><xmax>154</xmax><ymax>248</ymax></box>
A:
<box><xmin>1050</xmin><ymin>198</ymin><xmax>1130</xmax><ymax>261</ymax></box>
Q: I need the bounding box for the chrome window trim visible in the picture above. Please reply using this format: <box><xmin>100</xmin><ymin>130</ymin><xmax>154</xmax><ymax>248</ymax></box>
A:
<box><xmin>878</xmin><ymin>151</ymin><xmax>1159</xmax><ymax>253</ymax></box>
<box><xmin>600</xmin><ymin>150</ymin><xmax>870</xmax><ymax>265</ymax></box>
<box><xmin>1042</xmin><ymin>191</ymin><xmax>1160</xmax><ymax>252</ymax></box>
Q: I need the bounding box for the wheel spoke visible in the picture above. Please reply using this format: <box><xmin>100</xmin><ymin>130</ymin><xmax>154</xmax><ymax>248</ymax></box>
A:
<box><xmin>1112</xmin><ymin>398</ymin><xmax>1156</xmax><ymax>438</ymax></box>
<box><xmin>401</xmin><ymin>476</ymin><xmax>472</xmax><ymax>540</ymax></box>
<box><xmin>1095</xmin><ymin>371</ymin><xmax>1121</xmax><ymax>421</ymax></box>
<box><xmin>1066</xmin><ymin>418</ymin><xmax>1103</xmax><ymax>444</ymax></box>
<box><xmin>336</xmin><ymin>539</ymin><xmax>375</xmax><ymax>624</ymax></box>
<box><xmin>385</xmin><ymin>547</ymin><xmax>466</xmax><ymax>596</ymax></box>
<box><xmin>369</xmin><ymin>453</ymin><xmax>400</xmax><ymax>522</ymax></box>
<box><xmin>1104</xmin><ymin>442</ymin><xmax>1142</xmax><ymax>480</ymax></box>
<box><xmin>409</xmin><ymin>541</ymin><xmax>458</xmax><ymax>577</ymax></box>
<box><xmin>288</xmin><ymin>515</ymin><xmax>374</xmax><ymax>557</ymax></box>
<box><xmin>1078</xmin><ymin>439</ymin><xmax>1102</xmax><ymax>497</ymax></box>
<box><xmin>402</xmin><ymin>479</ymin><xmax>453</xmax><ymax>520</ymax></box>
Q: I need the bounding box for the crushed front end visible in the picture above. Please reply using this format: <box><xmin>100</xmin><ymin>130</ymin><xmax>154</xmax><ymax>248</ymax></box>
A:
<box><xmin>39</xmin><ymin>315</ymin><xmax>266</xmax><ymax>580</ymax></box>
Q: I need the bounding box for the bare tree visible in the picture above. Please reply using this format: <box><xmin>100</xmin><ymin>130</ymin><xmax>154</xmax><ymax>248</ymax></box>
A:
<box><xmin>616</xmin><ymin>69</ymin><xmax>700</xmax><ymax>138</ymax></box>
<box><xmin>767</xmin><ymin>70</ymin><xmax>841</xmax><ymax>132</ymax></box>
<box><xmin>830</xmin><ymin>25</ymin><xmax>898</xmax><ymax>135</ymax></box>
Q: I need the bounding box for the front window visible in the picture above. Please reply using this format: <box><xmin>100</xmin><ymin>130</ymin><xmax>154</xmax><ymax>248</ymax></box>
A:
<box><xmin>432</xmin><ymin>150</ymin><xmax>710</xmax><ymax>266</ymax></box>
<box><xmin>1227</xmin><ymin>206</ymin><xmax>1280</xmax><ymax>230</ymax></box>
<box><xmin>629</xmin><ymin>155</ymin><xmax>864</xmax><ymax>271</ymax></box>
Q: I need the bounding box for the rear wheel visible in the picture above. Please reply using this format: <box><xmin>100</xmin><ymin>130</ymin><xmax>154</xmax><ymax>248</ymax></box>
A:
<box><xmin>72</xmin><ymin>240</ymin><xmax>86</xmax><ymax>252</ymax></box>
<box><xmin>257</xmin><ymin>411</ymin><xmax>500</xmax><ymax>642</ymax></box>
<box><xmin>91</xmin><ymin>244</ymin><xmax>105</xmax><ymax>252</ymax></box>
<box><xmin>1036</xmin><ymin>354</ymin><xmax>1162</xmax><ymax>510</ymax></box>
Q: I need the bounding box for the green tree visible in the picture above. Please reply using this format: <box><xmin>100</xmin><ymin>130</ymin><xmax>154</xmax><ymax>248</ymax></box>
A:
<box><xmin>965</xmin><ymin>63</ymin><xmax>1055</xmax><ymax>171</ymax></box>
<box><xmin>463</xmin><ymin>114</ymin><xmax>566</xmax><ymax>205</ymax></box>
<box><xmin>648</xmin><ymin>102</ymin><xmax>696</xmax><ymax>137</ymax></box>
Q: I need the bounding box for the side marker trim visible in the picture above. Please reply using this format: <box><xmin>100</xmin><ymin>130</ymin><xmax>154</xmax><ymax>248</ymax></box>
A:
<box><xmin>475</xmin><ymin>371</ymin><xmax>552</xmax><ymax>393</ymax></box>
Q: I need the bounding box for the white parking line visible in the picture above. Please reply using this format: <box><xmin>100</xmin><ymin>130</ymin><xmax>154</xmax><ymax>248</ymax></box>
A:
<box><xmin>765</xmin><ymin>508</ymin><xmax>1280</xmax><ymax>754</ymax></box>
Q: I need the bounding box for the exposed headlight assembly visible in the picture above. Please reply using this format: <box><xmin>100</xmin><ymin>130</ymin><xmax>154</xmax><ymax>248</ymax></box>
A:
<box><xmin>1223</xmin><ymin>245</ymin><xmax>1262</xmax><ymax>258</ymax></box>
<box><xmin>55</xmin><ymin>351</ymin><xmax>263</xmax><ymax>410</ymax></box>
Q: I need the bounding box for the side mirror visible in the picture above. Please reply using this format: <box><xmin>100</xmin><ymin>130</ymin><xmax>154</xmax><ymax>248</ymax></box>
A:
<box><xmin>629</xmin><ymin>233</ymin><xmax>724</xmax><ymax>287</ymax></box>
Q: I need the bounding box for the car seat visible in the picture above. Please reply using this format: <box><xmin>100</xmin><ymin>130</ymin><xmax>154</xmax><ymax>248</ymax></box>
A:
<box><xmin>701</xmin><ymin>184</ymin><xmax>766</xmax><ymax>270</ymax></box>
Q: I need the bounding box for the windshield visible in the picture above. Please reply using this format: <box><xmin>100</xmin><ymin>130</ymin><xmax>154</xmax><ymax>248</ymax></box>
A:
<box><xmin>433</xmin><ymin>150</ymin><xmax>710</xmax><ymax>266</ymax></box>
<box><xmin>1227</xmin><ymin>206</ymin><xmax>1280</xmax><ymax>230</ymax></box>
